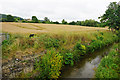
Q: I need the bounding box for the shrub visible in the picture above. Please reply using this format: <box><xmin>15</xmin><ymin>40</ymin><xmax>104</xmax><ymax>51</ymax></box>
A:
<box><xmin>74</xmin><ymin>42</ymin><xmax>86</xmax><ymax>55</ymax></box>
<box><xmin>87</xmin><ymin>40</ymin><xmax>103</xmax><ymax>53</ymax></box>
<box><xmin>35</xmin><ymin>48</ymin><xmax>63</xmax><ymax>79</ymax></box>
<box><xmin>73</xmin><ymin>42</ymin><xmax>86</xmax><ymax>62</ymax></box>
<box><xmin>64</xmin><ymin>53</ymin><xmax>74</xmax><ymax>66</ymax></box>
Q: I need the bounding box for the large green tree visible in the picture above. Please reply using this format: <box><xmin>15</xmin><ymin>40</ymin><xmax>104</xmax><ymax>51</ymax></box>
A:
<box><xmin>32</xmin><ymin>16</ymin><xmax>38</xmax><ymax>23</ymax></box>
<box><xmin>99</xmin><ymin>2</ymin><xmax>120</xmax><ymax>30</ymax></box>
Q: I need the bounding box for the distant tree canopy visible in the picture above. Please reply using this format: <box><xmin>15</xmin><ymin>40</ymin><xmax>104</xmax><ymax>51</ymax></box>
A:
<box><xmin>0</xmin><ymin>14</ymin><xmax>23</xmax><ymax>22</ymax></box>
<box><xmin>76</xmin><ymin>19</ymin><xmax>99</xmax><ymax>27</ymax></box>
<box><xmin>69</xmin><ymin>21</ymin><xmax>76</xmax><ymax>25</ymax></box>
<box><xmin>32</xmin><ymin>16</ymin><xmax>38</xmax><ymax>23</ymax></box>
<box><xmin>43</xmin><ymin>17</ymin><xmax>51</xmax><ymax>23</ymax></box>
<box><xmin>14</xmin><ymin>17</ymin><xmax>21</xmax><ymax>22</ymax></box>
<box><xmin>44</xmin><ymin>17</ymin><xmax>49</xmax><ymax>22</ymax></box>
<box><xmin>68</xmin><ymin>19</ymin><xmax>102</xmax><ymax>27</ymax></box>
<box><xmin>99</xmin><ymin>2</ymin><xmax>120</xmax><ymax>30</ymax></box>
<box><xmin>52</xmin><ymin>21</ymin><xmax>60</xmax><ymax>24</ymax></box>
<box><xmin>7</xmin><ymin>15</ymin><xmax>14</xmax><ymax>22</ymax></box>
<box><xmin>62</xmin><ymin>19</ymin><xmax>67</xmax><ymax>24</ymax></box>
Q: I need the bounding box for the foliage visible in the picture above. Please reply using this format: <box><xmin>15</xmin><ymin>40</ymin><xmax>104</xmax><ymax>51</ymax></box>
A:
<box><xmin>44</xmin><ymin>38</ymin><xmax>59</xmax><ymax>48</ymax></box>
<box><xmin>86</xmin><ymin>32</ymin><xmax>118</xmax><ymax>53</ymax></box>
<box><xmin>64</xmin><ymin>53</ymin><xmax>74</xmax><ymax>66</ymax></box>
<box><xmin>95</xmin><ymin>45</ymin><xmax>120</xmax><ymax>78</ymax></box>
<box><xmin>69</xmin><ymin>21</ymin><xmax>76</xmax><ymax>25</ymax></box>
<box><xmin>87</xmin><ymin>40</ymin><xmax>103</xmax><ymax>53</ymax></box>
<box><xmin>43</xmin><ymin>17</ymin><xmax>51</xmax><ymax>23</ymax></box>
<box><xmin>73</xmin><ymin>43</ymin><xmax>86</xmax><ymax>61</ymax></box>
<box><xmin>44</xmin><ymin>17</ymin><xmax>50</xmax><ymax>22</ymax></box>
<box><xmin>7</xmin><ymin>15</ymin><xmax>15</xmax><ymax>22</ymax></box>
<box><xmin>1</xmin><ymin>14</ymin><xmax>105</xmax><ymax>27</ymax></box>
<box><xmin>32</xmin><ymin>16</ymin><xmax>38</xmax><ymax>23</ymax></box>
<box><xmin>74</xmin><ymin>42</ymin><xmax>86</xmax><ymax>55</ymax></box>
<box><xmin>2</xmin><ymin>31</ymin><xmax>119</xmax><ymax>79</ymax></box>
<box><xmin>62</xmin><ymin>19</ymin><xmax>67</xmax><ymax>24</ymax></box>
<box><xmin>96</xmin><ymin>36</ymin><xmax>104</xmax><ymax>41</ymax></box>
<box><xmin>2</xmin><ymin>36</ymin><xmax>14</xmax><ymax>53</ymax></box>
<box><xmin>52</xmin><ymin>21</ymin><xmax>60</xmax><ymax>24</ymax></box>
<box><xmin>35</xmin><ymin>49</ymin><xmax>63</xmax><ymax>79</ymax></box>
<box><xmin>99</xmin><ymin>2</ymin><xmax>120</xmax><ymax>30</ymax></box>
<box><xmin>75</xmin><ymin>19</ymin><xmax>103</xmax><ymax>27</ymax></box>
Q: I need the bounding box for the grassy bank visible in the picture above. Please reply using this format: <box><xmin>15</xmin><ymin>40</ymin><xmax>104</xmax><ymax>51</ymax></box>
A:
<box><xmin>2</xmin><ymin>30</ymin><xmax>118</xmax><ymax>78</ymax></box>
<box><xmin>95</xmin><ymin>43</ymin><xmax>120</xmax><ymax>78</ymax></box>
<box><xmin>33</xmin><ymin>31</ymin><xmax>118</xmax><ymax>79</ymax></box>
<box><xmin>2</xmin><ymin>31</ymin><xmax>116</xmax><ymax>60</ymax></box>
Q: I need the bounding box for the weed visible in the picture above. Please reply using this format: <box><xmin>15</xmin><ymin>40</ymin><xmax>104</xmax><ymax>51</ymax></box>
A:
<box><xmin>35</xmin><ymin>48</ymin><xmax>63</xmax><ymax>79</ymax></box>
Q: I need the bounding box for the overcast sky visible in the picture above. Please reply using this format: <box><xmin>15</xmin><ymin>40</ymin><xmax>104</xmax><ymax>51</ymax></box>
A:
<box><xmin>0</xmin><ymin>0</ymin><xmax>119</xmax><ymax>22</ymax></box>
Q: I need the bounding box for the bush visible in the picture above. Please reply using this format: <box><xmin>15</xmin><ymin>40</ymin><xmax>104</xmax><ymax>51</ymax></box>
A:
<box><xmin>64</xmin><ymin>53</ymin><xmax>74</xmax><ymax>66</ymax></box>
<box><xmin>74</xmin><ymin>42</ymin><xmax>86</xmax><ymax>55</ymax></box>
<box><xmin>87</xmin><ymin>40</ymin><xmax>103</xmax><ymax>53</ymax></box>
<box><xmin>73</xmin><ymin>42</ymin><xmax>86</xmax><ymax>62</ymax></box>
<box><xmin>35</xmin><ymin>48</ymin><xmax>63</xmax><ymax>79</ymax></box>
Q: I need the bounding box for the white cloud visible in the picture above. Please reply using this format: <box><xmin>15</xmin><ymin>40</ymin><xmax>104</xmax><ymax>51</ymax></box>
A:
<box><xmin>0</xmin><ymin>0</ymin><xmax>119</xmax><ymax>22</ymax></box>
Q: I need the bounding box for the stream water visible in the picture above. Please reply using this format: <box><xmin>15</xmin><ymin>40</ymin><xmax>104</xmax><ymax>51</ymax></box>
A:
<box><xmin>61</xmin><ymin>44</ymin><xmax>116</xmax><ymax>78</ymax></box>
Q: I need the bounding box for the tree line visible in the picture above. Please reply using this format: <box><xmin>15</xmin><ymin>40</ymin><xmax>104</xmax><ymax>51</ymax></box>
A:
<box><xmin>1</xmin><ymin>14</ymin><xmax>104</xmax><ymax>27</ymax></box>
<box><xmin>30</xmin><ymin>17</ymin><xmax>105</xmax><ymax>27</ymax></box>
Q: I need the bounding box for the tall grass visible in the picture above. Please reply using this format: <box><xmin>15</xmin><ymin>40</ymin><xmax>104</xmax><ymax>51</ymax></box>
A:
<box><xmin>2</xmin><ymin>31</ymin><xmax>116</xmax><ymax>60</ymax></box>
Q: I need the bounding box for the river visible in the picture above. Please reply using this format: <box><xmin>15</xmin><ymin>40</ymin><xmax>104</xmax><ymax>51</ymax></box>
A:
<box><xmin>61</xmin><ymin>43</ymin><xmax>115</xmax><ymax>78</ymax></box>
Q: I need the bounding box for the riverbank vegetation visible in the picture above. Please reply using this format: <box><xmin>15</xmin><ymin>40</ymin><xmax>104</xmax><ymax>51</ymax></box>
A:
<box><xmin>2</xmin><ymin>30</ymin><xmax>119</xmax><ymax>78</ymax></box>
<box><xmin>34</xmin><ymin>31</ymin><xmax>118</xmax><ymax>79</ymax></box>
<box><xmin>95</xmin><ymin>44</ymin><xmax>120</xmax><ymax>78</ymax></box>
<box><xmin>2</xmin><ymin>31</ymin><xmax>117</xmax><ymax>60</ymax></box>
